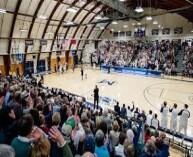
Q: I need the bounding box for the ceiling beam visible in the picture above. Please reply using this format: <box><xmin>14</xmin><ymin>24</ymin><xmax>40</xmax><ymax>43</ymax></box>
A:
<box><xmin>96</xmin><ymin>0</ymin><xmax>130</xmax><ymax>16</ymax></box>
<box><xmin>24</xmin><ymin>0</ymin><xmax>44</xmax><ymax>63</ymax></box>
<box><xmin>50</xmin><ymin>0</ymin><xmax>79</xmax><ymax>53</ymax></box>
<box><xmin>7</xmin><ymin>0</ymin><xmax>22</xmax><ymax>55</ymax></box>
<box><xmin>38</xmin><ymin>0</ymin><xmax>63</xmax><ymax>61</ymax></box>
<box><xmin>60</xmin><ymin>0</ymin><xmax>94</xmax><ymax>55</ymax></box>
<box><xmin>69</xmin><ymin>2</ymin><xmax>102</xmax><ymax>50</ymax></box>
<box><xmin>76</xmin><ymin>6</ymin><xmax>108</xmax><ymax>50</ymax></box>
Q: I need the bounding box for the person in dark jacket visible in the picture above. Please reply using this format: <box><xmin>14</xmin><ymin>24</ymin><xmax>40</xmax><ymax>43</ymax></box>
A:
<box><xmin>120</xmin><ymin>104</ymin><xmax>127</xmax><ymax>117</ymax></box>
<box><xmin>0</xmin><ymin>106</ymin><xmax>16</xmax><ymax>144</ymax></box>
<box><xmin>114</xmin><ymin>101</ymin><xmax>120</xmax><ymax>116</ymax></box>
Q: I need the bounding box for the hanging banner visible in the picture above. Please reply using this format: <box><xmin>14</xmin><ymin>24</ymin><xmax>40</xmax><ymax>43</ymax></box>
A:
<box><xmin>71</xmin><ymin>39</ymin><xmax>76</xmax><ymax>45</ymax></box>
<box><xmin>40</xmin><ymin>39</ymin><xmax>47</xmax><ymax>46</ymax></box>
<box><xmin>62</xmin><ymin>39</ymin><xmax>68</xmax><ymax>47</ymax></box>
<box><xmin>25</xmin><ymin>40</ymin><xmax>33</xmax><ymax>46</ymax></box>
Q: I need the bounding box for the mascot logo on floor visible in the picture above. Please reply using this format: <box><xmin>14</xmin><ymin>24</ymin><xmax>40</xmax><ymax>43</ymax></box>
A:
<box><xmin>98</xmin><ymin>79</ymin><xmax>117</xmax><ymax>86</ymax></box>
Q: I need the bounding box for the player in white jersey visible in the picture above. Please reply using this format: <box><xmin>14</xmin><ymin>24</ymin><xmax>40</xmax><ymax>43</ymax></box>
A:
<box><xmin>160</xmin><ymin>101</ymin><xmax>169</xmax><ymax>130</ymax></box>
<box><xmin>146</xmin><ymin>110</ymin><xmax>153</xmax><ymax>126</ymax></box>
<box><xmin>169</xmin><ymin>103</ymin><xmax>178</xmax><ymax>134</ymax></box>
<box><xmin>178</xmin><ymin>104</ymin><xmax>190</xmax><ymax>136</ymax></box>
<box><xmin>151</xmin><ymin>114</ymin><xmax>159</xmax><ymax>130</ymax></box>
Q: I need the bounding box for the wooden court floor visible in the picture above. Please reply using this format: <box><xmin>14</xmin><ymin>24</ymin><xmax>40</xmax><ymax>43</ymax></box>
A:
<box><xmin>44</xmin><ymin>68</ymin><xmax>193</xmax><ymax>138</ymax></box>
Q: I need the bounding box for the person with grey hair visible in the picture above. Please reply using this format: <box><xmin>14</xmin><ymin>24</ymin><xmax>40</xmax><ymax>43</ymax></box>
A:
<box><xmin>0</xmin><ymin>144</ymin><xmax>15</xmax><ymax>157</ymax></box>
<box><xmin>140</xmin><ymin>138</ymin><xmax>169</xmax><ymax>157</ymax></box>
<box><xmin>94</xmin><ymin>129</ymin><xmax>110</xmax><ymax>157</ymax></box>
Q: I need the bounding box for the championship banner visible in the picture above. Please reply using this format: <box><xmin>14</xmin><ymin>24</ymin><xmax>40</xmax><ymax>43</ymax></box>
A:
<box><xmin>25</xmin><ymin>40</ymin><xmax>33</xmax><ymax>46</ymax></box>
<box><xmin>40</xmin><ymin>39</ymin><xmax>47</xmax><ymax>46</ymax></box>
<box><xmin>71</xmin><ymin>39</ymin><xmax>76</xmax><ymax>45</ymax></box>
<box><xmin>62</xmin><ymin>39</ymin><xmax>68</xmax><ymax>47</ymax></box>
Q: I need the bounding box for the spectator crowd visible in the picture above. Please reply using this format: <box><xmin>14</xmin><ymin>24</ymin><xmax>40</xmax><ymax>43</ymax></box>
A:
<box><xmin>0</xmin><ymin>71</ymin><xmax>190</xmax><ymax>157</ymax></box>
<box><xmin>94</xmin><ymin>40</ymin><xmax>179</xmax><ymax>75</ymax></box>
<box><xmin>183</xmin><ymin>41</ymin><xmax>193</xmax><ymax>77</ymax></box>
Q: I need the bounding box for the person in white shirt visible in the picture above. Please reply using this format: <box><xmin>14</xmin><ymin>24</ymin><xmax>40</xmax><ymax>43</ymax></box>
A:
<box><xmin>178</xmin><ymin>104</ymin><xmax>190</xmax><ymax>136</ymax></box>
<box><xmin>151</xmin><ymin>114</ymin><xmax>159</xmax><ymax>130</ymax></box>
<box><xmin>146</xmin><ymin>110</ymin><xmax>153</xmax><ymax>126</ymax></box>
<box><xmin>160</xmin><ymin>101</ymin><xmax>169</xmax><ymax>130</ymax></box>
<box><xmin>127</xmin><ymin>102</ymin><xmax>135</xmax><ymax>119</ymax></box>
<box><xmin>169</xmin><ymin>103</ymin><xmax>178</xmax><ymax>134</ymax></box>
<box><xmin>114</xmin><ymin>132</ymin><xmax>127</xmax><ymax>157</ymax></box>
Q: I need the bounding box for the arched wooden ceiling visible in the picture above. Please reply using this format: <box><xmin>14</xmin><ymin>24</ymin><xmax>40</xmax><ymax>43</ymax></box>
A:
<box><xmin>125</xmin><ymin>0</ymin><xmax>193</xmax><ymax>22</ymax></box>
<box><xmin>0</xmin><ymin>0</ymin><xmax>192</xmax><ymax>59</ymax></box>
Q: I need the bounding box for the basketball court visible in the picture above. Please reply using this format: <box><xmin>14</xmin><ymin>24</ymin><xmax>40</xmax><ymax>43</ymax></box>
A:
<box><xmin>44</xmin><ymin>67</ymin><xmax>193</xmax><ymax>137</ymax></box>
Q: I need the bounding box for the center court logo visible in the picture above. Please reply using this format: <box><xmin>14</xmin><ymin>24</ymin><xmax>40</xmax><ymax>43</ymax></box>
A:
<box><xmin>98</xmin><ymin>79</ymin><xmax>117</xmax><ymax>86</ymax></box>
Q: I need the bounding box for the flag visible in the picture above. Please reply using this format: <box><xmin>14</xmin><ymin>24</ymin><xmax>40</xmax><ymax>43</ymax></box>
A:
<box><xmin>71</xmin><ymin>39</ymin><xmax>76</xmax><ymax>45</ymax></box>
<box><xmin>62</xmin><ymin>39</ymin><xmax>68</xmax><ymax>47</ymax></box>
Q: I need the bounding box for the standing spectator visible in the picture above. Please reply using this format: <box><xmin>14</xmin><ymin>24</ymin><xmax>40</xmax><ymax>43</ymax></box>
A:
<box><xmin>94</xmin><ymin>129</ymin><xmax>110</xmax><ymax>157</ymax></box>
<box><xmin>11</xmin><ymin>115</ymin><xmax>35</xmax><ymax>157</ymax></box>
<box><xmin>178</xmin><ymin>104</ymin><xmax>190</xmax><ymax>136</ymax></box>
<box><xmin>169</xmin><ymin>103</ymin><xmax>178</xmax><ymax>134</ymax></box>
<box><xmin>160</xmin><ymin>101</ymin><xmax>169</xmax><ymax>130</ymax></box>
<box><xmin>109</xmin><ymin>120</ymin><xmax>120</xmax><ymax>147</ymax></box>
<box><xmin>114</xmin><ymin>132</ymin><xmax>127</xmax><ymax>157</ymax></box>
<box><xmin>93</xmin><ymin>85</ymin><xmax>99</xmax><ymax>109</ymax></box>
<box><xmin>121</xmin><ymin>104</ymin><xmax>127</xmax><ymax>117</ymax></box>
<box><xmin>114</xmin><ymin>101</ymin><xmax>120</xmax><ymax>116</ymax></box>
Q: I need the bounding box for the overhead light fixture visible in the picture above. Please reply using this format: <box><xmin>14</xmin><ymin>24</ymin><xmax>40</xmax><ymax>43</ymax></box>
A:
<box><xmin>186</xmin><ymin>0</ymin><xmax>193</xmax><ymax>5</ymax></box>
<box><xmin>123</xmin><ymin>25</ymin><xmax>128</xmax><ymax>28</ymax></box>
<box><xmin>112</xmin><ymin>20</ymin><xmax>118</xmax><ymax>24</ymax></box>
<box><xmin>66</xmin><ymin>21</ymin><xmax>74</xmax><ymax>25</ymax></box>
<box><xmin>146</xmin><ymin>16</ymin><xmax>152</xmax><ymax>21</ymax></box>
<box><xmin>191</xmin><ymin>30</ymin><xmax>193</xmax><ymax>33</ymax></box>
<box><xmin>158</xmin><ymin>25</ymin><xmax>161</xmax><ymax>28</ymax></box>
<box><xmin>153</xmin><ymin>20</ymin><xmax>158</xmax><ymax>25</ymax></box>
<box><xmin>95</xmin><ymin>15</ymin><xmax>102</xmax><ymax>20</ymax></box>
<box><xmin>19</xmin><ymin>29</ymin><xmax>28</xmax><ymax>32</ymax></box>
<box><xmin>118</xmin><ymin>30</ymin><xmax>121</xmax><ymax>32</ymax></box>
<box><xmin>111</xmin><ymin>29</ymin><xmax>114</xmax><ymax>31</ymax></box>
<box><xmin>119</xmin><ymin>0</ymin><xmax>126</xmax><ymax>1</ymax></box>
<box><xmin>132</xmin><ymin>23</ymin><xmax>135</xmax><ymax>26</ymax></box>
<box><xmin>67</xmin><ymin>7</ymin><xmax>77</xmax><ymax>13</ymax></box>
<box><xmin>0</xmin><ymin>8</ymin><xmax>7</xmax><ymax>14</ymax></box>
<box><xmin>138</xmin><ymin>22</ymin><xmax>141</xmax><ymax>25</ymax></box>
<box><xmin>135</xmin><ymin>6</ymin><xmax>144</xmax><ymax>13</ymax></box>
<box><xmin>38</xmin><ymin>15</ymin><xmax>47</xmax><ymax>20</ymax></box>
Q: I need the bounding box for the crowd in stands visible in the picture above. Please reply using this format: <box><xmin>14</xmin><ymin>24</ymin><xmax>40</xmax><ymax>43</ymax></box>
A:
<box><xmin>183</xmin><ymin>41</ymin><xmax>193</xmax><ymax>77</ymax></box>
<box><xmin>95</xmin><ymin>40</ymin><xmax>179</xmax><ymax>75</ymax></box>
<box><xmin>0</xmin><ymin>72</ymin><xmax>190</xmax><ymax>157</ymax></box>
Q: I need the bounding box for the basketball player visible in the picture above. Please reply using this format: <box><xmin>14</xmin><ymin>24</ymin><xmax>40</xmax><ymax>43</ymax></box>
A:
<box><xmin>169</xmin><ymin>103</ymin><xmax>178</xmax><ymax>134</ymax></box>
<box><xmin>178</xmin><ymin>104</ymin><xmax>190</xmax><ymax>136</ymax></box>
<box><xmin>160</xmin><ymin>101</ymin><xmax>169</xmax><ymax>130</ymax></box>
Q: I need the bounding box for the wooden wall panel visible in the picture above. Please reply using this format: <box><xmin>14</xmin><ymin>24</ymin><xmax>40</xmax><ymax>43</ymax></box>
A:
<box><xmin>51</xmin><ymin>58</ymin><xmax>57</xmax><ymax>72</ymax></box>
<box><xmin>68</xmin><ymin>57</ymin><xmax>74</xmax><ymax>66</ymax></box>
<box><xmin>60</xmin><ymin>57</ymin><xmax>65</xmax><ymax>64</ymax></box>
<box><xmin>10</xmin><ymin>63</ymin><xmax>24</xmax><ymax>75</ymax></box>
<box><xmin>0</xmin><ymin>65</ymin><xmax>5</xmax><ymax>75</ymax></box>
